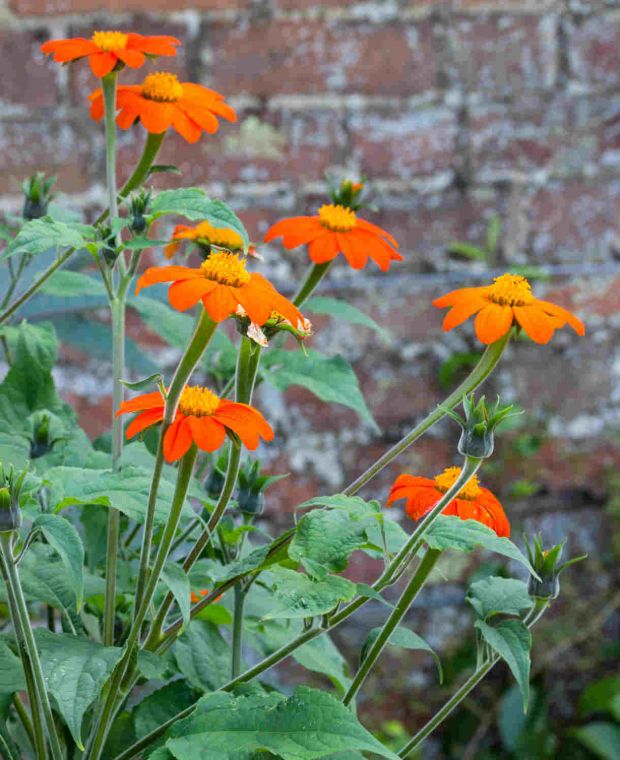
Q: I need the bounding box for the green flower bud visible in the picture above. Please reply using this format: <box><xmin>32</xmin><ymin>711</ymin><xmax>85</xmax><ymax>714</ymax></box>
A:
<box><xmin>29</xmin><ymin>412</ymin><xmax>56</xmax><ymax>459</ymax></box>
<box><xmin>444</xmin><ymin>393</ymin><xmax>521</xmax><ymax>459</ymax></box>
<box><xmin>22</xmin><ymin>172</ymin><xmax>56</xmax><ymax>220</ymax></box>
<box><xmin>0</xmin><ymin>464</ymin><xmax>26</xmax><ymax>534</ymax></box>
<box><xmin>235</xmin><ymin>459</ymin><xmax>286</xmax><ymax>517</ymax></box>
<box><xmin>129</xmin><ymin>189</ymin><xmax>152</xmax><ymax>234</ymax></box>
<box><xmin>329</xmin><ymin>177</ymin><xmax>366</xmax><ymax>210</ymax></box>
<box><xmin>524</xmin><ymin>534</ymin><xmax>586</xmax><ymax>601</ymax></box>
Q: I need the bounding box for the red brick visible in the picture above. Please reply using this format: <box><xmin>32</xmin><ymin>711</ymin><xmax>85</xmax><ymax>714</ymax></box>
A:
<box><xmin>568</xmin><ymin>14</ymin><xmax>620</xmax><ymax>88</ymax></box>
<box><xmin>9</xmin><ymin>0</ymin><xmax>248</xmax><ymax>14</ymax></box>
<box><xmin>448</xmin><ymin>14</ymin><xmax>557</xmax><ymax>93</ymax></box>
<box><xmin>349</xmin><ymin>107</ymin><xmax>458</xmax><ymax>180</ymax></box>
<box><xmin>0</xmin><ymin>29</ymin><xmax>59</xmax><ymax>107</ymax></box>
<box><xmin>206</xmin><ymin>18</ymin><xmax>437</xmax><ymax>96</ymax></box>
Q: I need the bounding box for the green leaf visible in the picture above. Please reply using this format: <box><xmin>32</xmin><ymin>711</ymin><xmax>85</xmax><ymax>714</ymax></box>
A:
<box><xmin>297</xmin><ymin>493</ymin><xmax>380</xmax><ymax>516</ymax></box>
<box><xmin>573</xmin><ymin>723</ymin><xmax>620</xmax><ymax>760</ymax></box>
<box><xmin>293</xmin><ymin>635</ymin><xmax>351</xmax><ymax>694</ymax></box>
<box><xmin>363</xmin><ymin>626</ymin><xmax>443</xmax><ymax>682</ymax></box>
<box><xmin>34</xmin><ymin>513</ymin><xmax>85</xmax><ymax>610</ymax></box>
<box><xmin>424</xmin><ymin>516</ymin><xmax>537</xmax><ymax>577</ymax></box>
<box><xmin>581</xmin><ymin>676</ymin><xmax>620</xmax><ymax>721</ymax></box>
<box><xmin>466</xmin><ymin>577</ymin><xmax>533</xmax><ymax>621</ymax></box>
<box><xmin>173</xmin><ymin>621</ymin><xmax>230</xmax><ymax>692</ymax></box>
<box><xmin>3</xmin><ymin>217</ymin><xmax>92</xmax><ymax>260</ymax></box>
<box><xmin>123</xmin><ymin>237</ymin><xmax>170</xmax><ymax>250</ymax></box>
<box><xmin>476</xmin><ymin>619</ymin><xmax>531</xmax><ymax>710</ymax></box>
<box><xmin>35</xmin><ymin>629</ymin><xmax>124</xmax><ymax>749</ymax></box>
<box><xmin>304</xmin><ymin>296</ymin><xmax>389</xmax><ymax>339</ymax></box>
<box><xmin>264</xmin><ymin>567</ymin><xmax>357</xmax><ymax>620</ymax></box>
<box><xmin>355</xmin><ymin>583</ymin><xmax>391</xmax><ymax>607</ymax></box>
<box><xmin>0</xmin><ymin>638</ymin><xmax>26</xmax><ymax>695</ymax></box>
<box><xmin>447</xmin><ymin>241</ymin><xmax>487</xmax><ymax>261</ymax></box>
<box><xmin>163</xmin><ymin>686</ymin><xmax>398</xmax><ymax>759</ymax></box>
<box><xmin>289</xmin><ymin>509</ymin><xmax>373</xmax><ymax>579</ymax></box>
<box><xmin>121</xmin><ymin>372</ymin><xmax>164</xmax><ymax>392</ymax></box>
<box><xmin>161</xmin><ymin>563</ymin><xmax>191</xmax><ymax>632</ymax></box>
<box><xmin>134</xmin><ymin>681</ymin><xmax>196</xmax><ymax>741</ymax></box>
<box><xmin>39</xmin><ymin>270</ymin><xmax>107</xmax><ymax>298</ymax></box>
<box><xmin>262</xmin><ymin>350</ymin><xmax>378</xmax><ymax>429</ymax></box>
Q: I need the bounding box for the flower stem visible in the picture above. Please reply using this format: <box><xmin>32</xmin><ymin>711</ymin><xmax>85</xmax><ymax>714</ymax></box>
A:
<box><xmin>344</xmin><ymin>331</ymin><xmax>511</xmax><ymax>496</ymax></box>
<box><xmin>293</xmin><ymin>261</ymin><xmax>333</xmax><ymax>307</ymax></box>
<box><xmin>342</xmin><ymin>547</ymin><xmax>442</xmax><ymax>707</ymax></box>
<box><xmin>231</xmin><ymin>585</ymin><xmax>247</xmax><ymax>678</ymax></box>
<box><xmin>102</xmin><ymin>73</ymin><xmax>119</xmax><ymax>244</ymax></box>
<box><xmin>0</xmin><ymin>534</ymin><xmax>64</xmax><ymax>760</ymax></box>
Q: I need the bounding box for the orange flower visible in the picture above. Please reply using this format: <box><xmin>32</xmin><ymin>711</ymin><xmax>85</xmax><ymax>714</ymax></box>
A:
<box><xmin>387</xmin><ymin>466</ymin><xmax>510</xmax><ymax>538</ymax></box>
<box><xmin>264</xmin><ymin>204</ymin><xmax>402</xmax><ymax>272</ymax></box>
<box><xmin>41</xmin><ymin>31</ymin><xmax>179</xmax><ymax>78</ymax></box>
<box><xmin>135</xmin><ymin>251</ymin><xmax>306</xmax><ymax>328</ymax></box>
<box><xmin>165</xmin><ymin>221</ymin><xmax>245</xmax><ymax>259</ymax></box>
<box><xmin>190</xmin><ymin>589</ymin><xmax>223</xmax><ymax>604</ymax></box>
<box><xmin>433</xmin><ymin>273</ymin><xmax>585</xmax><ymax>345</ymax></box>
<box><xmin>116</xmin><ymin>385</ymin><xmax>274</xmax><ymax>462</ymax></box>
<box><xmin>89</xmin><ymin>72</ymin><xmax>236</xmax><ymax>144</ymax></box>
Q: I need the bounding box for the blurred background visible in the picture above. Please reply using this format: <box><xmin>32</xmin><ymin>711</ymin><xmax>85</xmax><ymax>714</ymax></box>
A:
<box><xmin>1</xmin><ymin>0</ymin><xmax>619</xmax><ymax>758</ymax></box>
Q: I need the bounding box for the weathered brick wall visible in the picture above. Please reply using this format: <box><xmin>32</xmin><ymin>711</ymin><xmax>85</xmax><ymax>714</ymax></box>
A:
<box><xmin>1</xmin><ymin>0</ymin><xmax>619</xmax><ymax>737</ymax></box>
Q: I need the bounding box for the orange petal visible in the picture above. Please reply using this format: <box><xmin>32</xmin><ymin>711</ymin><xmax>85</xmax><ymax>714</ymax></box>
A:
<box><xmin>201</xmin><ymin>285</ymin><xmax>238</xmax><ymax>322</ymax></box>
<box><xmin>135</xmin><ymin>265</ymin><xmax>203</xmax><ymax>294</ymax></box>
<box><xmin>442</xmin><ymin>297</ymin><xmax>486</xmax><ymax>332</ymax></box>
<box><xmin>308</xmin><ymin>232</ymin><xmax>339</xmax><ymax>264</ymax></box>
<box><xmin>352</xmin><ymin>230</ymin><xmax>394</xmax><ymax>271</ymax></box>
<box><xmin>477</xmin><ymin>489</ymin><xmax>511</xmax><ymax>538</ymax></box>
<box><xmin>138</xmin><ymin>99</ymin><xmax>175</xmax><ymax>134</ymax></box>
<box><xmin>355</xmin><ymin>217</ymin><xmax>399</xmax><ymax>248</ymax></box>
<box><xmin>336</xmin><ymin>232</ymin><xmax>366</xmax><ymax>269</ymax></box>
<box><xmin>433</xmin><ymin>286</ymin><xmax>489</xmax><ymax>309</ymax></box>
<box><xmin>169</xmin><ymin>278</ymin><xmax>217</xmax><ymax>311</ymax></box>
<box><xmin>115</xmin><ymin>48</ymin><xmax>146</xmax><ymax>69</ymax></box>
<box><xmin>264</xmin><ymin>217</ymin><xmax>322</xmax><ymax>246</ymax></box>
<box><xmin>171</xmin><ymin>107</ymin><xmax>204</xmax><ymax>143</ymax></box>
<box><xmin>89</xmin><ymin>51</ymin><xmax>118</xmax><ymax>78</ymax></box>
<box><xmin>536</xmin><ymin>300</ymin><xmax>585</xmax><ymax>336</ymax></box>
<box><xmin>128</xmin><ymin>34</ymin><xmax>180</xmax><ymax>56</ymax></box>
<box><xmin>513</xmin><ymin>305</ymin><xmax>556</xmax><ymax>344</ymax></box>
<box><xmin>187</xmin><ymin>416</ymin><xmax>227</xmax><ymax>452</ymax></box>
<box><xmin>41</xmin><ymin>38</ymin><xmax>96</xmax><ymax>61</ymax></box>
<box><xmin>126</xmin><ymin>409</ymin><xmax>163</xmax><ymax>438</ymax></box>
<box><xmin>474</xmin><ymin>303</ymin><xmax>514</xmax><ymax>344</ymax></box>
<box><xmin>215</xmin><ymin>402</ymin><xmax>274</xmax><ymax>450</ymax></box>
<box><xmin>163</xmin><ymin>416</ymin><xmax>193</xmax><ymax>462</ymax></box>
<box><xmin>116</xmin><ymin>390</ymin><xmax>165</xmax><ymax>416</ymax></box>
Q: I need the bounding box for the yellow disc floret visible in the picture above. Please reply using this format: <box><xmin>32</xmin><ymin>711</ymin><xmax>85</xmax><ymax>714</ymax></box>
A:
<box><xmin>178</xmin><ymin>386</ymin><xmax>221</xmax><ymax>417</ymax></box>
<box><xmin>142</xmin><ymin>72</ymin><xmax>184</xmax><ymax>102</ymax></box>
<box><xmin>200</xmin><ymin>251</ymin><xmax>251</xmax><ymax>287</ymax></box>
<box><xmin>487</xmin><ymin>274</ymin><xmax>534</xmax><ymax>307</ymax></box>
<box><xmin>318</xmin><ymin>204</ymin><xmax>357</xmax><ymax>232</ymax></box>
<box><xmin>92</xmin><ymin>31</ymin><xmax>129</xmax><ymax>52</ymax></box>
<box><xmin>191</xmin><ymin>221</ymin><xmax>244</xmax><ymax>251</ymax></box>
<box><xmin>434</xmin><ymin>466</ymin><xmax>482</xmax><ymax>501</ymax></box>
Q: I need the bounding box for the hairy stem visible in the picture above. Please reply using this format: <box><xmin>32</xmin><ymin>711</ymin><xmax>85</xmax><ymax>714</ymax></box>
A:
<box><xmin>231</xmin><ymin>585</ymin><xmax>247</xmax><ymax>679</ymax></box>
<box><xmin>293</xmin><ymin>261</ymin><xmax>333</xmax><ymax>307</ymax></box>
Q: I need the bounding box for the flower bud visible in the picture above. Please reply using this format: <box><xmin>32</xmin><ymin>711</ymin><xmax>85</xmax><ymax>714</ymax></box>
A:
<box><xmin>235</xmin><ymin>459</ymin><xmax>286</xmax><ymax>517</ymax></box>
<box><xmin>444</xmin><ymin>393</ymin><xmax>521</xmax><ymax>459</ymax></box>
<box><xmin>0</xmin><ymin>464</ymin><xmax>26</xmax><ymax>534</ymax></box>
<box><xmin>22</xmin><ymin>172</ymin><xmax>56</xmax><ymax>220</ymax></box>
<box><xmin>524</xmin><ymin>534</ymin><xmax>586</xmax><ymax>601</ymax></box>
<box><xmin>129</xmin><ymin>190</ymin><xmax>152</xmax><ymax>234</ymax></box>
<box><xmin>330</xmin><ymin>177</ymin><xmax>365</xmax><ymax>210</ymax></box>
<box><xmin>205</xmin><ymin>454</ymin><xmax>228</xmax><ymax>500</ymax></box>
<box><xmin>29</xmin><ymin>412</ymin><xmax>57</xmax><ymax>459</ymax></box>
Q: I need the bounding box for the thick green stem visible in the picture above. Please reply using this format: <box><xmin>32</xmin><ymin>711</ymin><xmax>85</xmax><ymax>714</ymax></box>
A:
<box><xmin>133</xmin><ymin>310</ymin><xmax>218</xmax><ymax>619</ymax></box>
<box><xmin>86</xmin><ymin>447</ymin><xmax>198</xmax><ymax>760</ymax></box>
<box><xmin>0</xmin><ymin>534</ymin><xmax>63</xmax><ymax>760</ymax></box>
<box><xmin>344</xmin><ymin>332</ymin><xmax>511</xmax><ymax>496</ymax></box>
<box><xmin>102</xmin><ymin>73</ymin><xmax>119</xmax><ymax>243</ymax></box>
<box><xmin>12</xmin><ymin>693</ymin><xmax>35</xmax><ymax>753</ymax></box>
<box><xmin>231</xmin><ymin>585</ymin><xmax>247</xmax><ymax>678</ymax></box>
<box><xmin>343</xmin><ymin>547</ymin><xmax>442</xmax><ymax>706</ymax></box>
<box><xmin>293</xmin><ymin>261</ymin><xmax>333</xmax><ymax>307</ymax></box>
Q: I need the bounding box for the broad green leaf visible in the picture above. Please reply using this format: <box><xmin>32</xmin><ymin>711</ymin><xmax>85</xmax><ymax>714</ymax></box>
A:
<box><xmin>262</xmin><ymin>349</ymin><xmax>378</xmax><ymax>429</ymax></box>
<box><xmin>297</xmin><ymin>493</ymin><xmax>380</xmax><ymax>516</ymax></box>
<box><xmin>35</xmin><ymin>629</ymin><xmax>124</xmax><ymax>749</ymax></box>
<box><xmin>0</xmin><ymin>639</ymin><xmax>26</xmax><ymax>695</ymax></box>
<box><xmin>163</xmin><ymin>686</ymin><xmax>398</xmax><ymax>760</ymax></box>
<box><xmin>581</xmin><ymin>676</ymin><xmax>620</xmax><ymax>721</ymax></box>
<box><xmin>289</xmin><ymin>509</ymin><xmax>373</xmax><ymax>579</ymax></box>
<box><xmin>293</xmin><ymin>634</ymin><xmax>352</xmax><ymax>694</ymax></box>
<box><xmin>34</xmin><ymin>513</ymin><xmax>85</xmax><ymax>610</ymax></box>
<box><xmin>425</xmin><ymin>516</ymin><xmax>537</xmax><ymax>577</ymax></box>
<box><xmin>174</xmin><ymin>621</ymin><xmax>230</xmax><ymax>692</ymax></box>
<box><xmin>40</xmin><ymin>270</ymin><xmax>107</xmax><ymax>298</ymax></box>
<box><xmin>161</xmin><ymin>563</ymin><xmax>191</xmax><ymax>632</ymax></box>
<box><xmin>573</xmin><ymin>723</ymin><xmax>620</xmax><ymax>760</ymax></box>
<box><xmin>476</xmin><ymin>619</ymin><xmax>531</xmax><ymax>710</ymax></box>
<box><xmin>362</xmin><ymin>626</ymin><xmax>442</xmax><ymax>682</ymax></box>
<box><xmin>3</xmin><ymin>217</ymin><xmax>92</xmax><ymax>260</ymax></box>
<box><xmin>355</xmin><ymin>583</ymin><xmax>391</xmax><ymax>607</ymax></box>
<box><xmin>134</xmin><ymin>681</ymin><xmax>196</xmax><ymax>740</ymax></box>
<box><xmin>264</xmin><ymin>567</ymin><xmax>357</xmax><ymax>620</ymax></box>
<box><xmin>466</xmin><ymin>577</ymin><xmax>533</xmax><ymax>621</ymax></box>
<box><xmin>305</xmin><ymin>296</ymin><xmax>389</xmax><ymax>339</ymax></box>
<box><xmin>209</xmin><ymin>545</ymin><xmax>272</xmax><ymax>584</ymax></box>
<box><xmin>123</xmin><ymin>237</ymin><xmax>170</xmax><ymax>250</ymax></box>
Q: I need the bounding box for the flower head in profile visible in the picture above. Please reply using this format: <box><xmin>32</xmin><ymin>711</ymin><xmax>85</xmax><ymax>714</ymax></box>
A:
<box><xmin>433</xmin><ymin>273</ymin><xmax>585</xmax><ymax>345</ymax></box>
<box><xmin>264</xmin><ymin>204</ymin><xmax>402</xmax><ymax>272</ymax></box>
<box><xmin>41</xmin><ymin>31</ymin><xmax>179</xmax><ymax>77</ymax></box>
<box><xmin>135</xmin><ymin>251</ymin><xmax>306</xmax><ymax>329</ymax></box>
<box><xmin>89</xmin><ymin>72</ymin><xmax>236</xmax><ymax>143</ymax></box>
<box><xmin>116</xmin><ymin>385</ymin><xmax>274</xmax><ymax>462</ymax></box>
<box><xmin>387</xmin><ymin>466</ymin><xmax>510</xmax><ymax>537</ymax></box>
<box><xmin>165</xmin><ymin>221</ymin><xmax>245</xmax><ymax>259</ymax></box>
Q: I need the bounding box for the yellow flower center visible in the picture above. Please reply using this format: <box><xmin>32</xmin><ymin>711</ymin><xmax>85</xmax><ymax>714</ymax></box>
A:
<box><xmin>141</xmin><ymin>72</ymin><xmax>184</xmax><ymax>103</ymax></box>
<box><xmin>318</xmin><ymin>204</ymin><xmax>357</xmax><ymax>232</ymax></box>
<box><xmin>434</xmin><ymin>466</ymin><xmax>482</xmax><ymax>501</ymax></box>
<box><xmin>178</xmin><ymin>386</ymin><xmax>221</xmax><ymax>417</ymax></box>
<box><xmin>487</xmin><ymin>274</ymin><xmax>534</xmax><ymax>307</ymax></box>
<box><xmin>92</xmin><ymin>31</ymin><xmax>128</xmax><ymax>52</ymax></box>
<box><xmin>191</xmin><ymin>221</ymin><xmax>244</xmax><ymax>251</ymax></box>
<box><xmin>200</xmin><ymin>251</ymin><xmax>251</xmax><ymax>287</ymax></box>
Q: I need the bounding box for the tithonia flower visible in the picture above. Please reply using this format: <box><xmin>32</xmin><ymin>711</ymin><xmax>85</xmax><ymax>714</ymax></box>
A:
<box><xmin>387</xmin><ymin>466</ymin><xmax>510</xmax><ymax>538</ymax></box>
<box><xmin>190</xmin><ymin>589</ymin><xmax>222</xmax><ymax>604</ymax></box>
<box><xmin>165</xmin><ymin>221</ymin><xmax>245</xmax><ymax>259</ymax></box>
<box><xmin>264</xmin><ymin>204</ymin><xmax>402</xmax><ymax>272</ymax></box>
<box><xmin>433</xmin><ymin>273</ymin><xmax>585</xmax><ymax>345</ymax></box>
<box><xmin>135</xmin><ymin>251</ymin><xmax>306</xmax><ymax>328</ymax></box>
<box><xmin>41</xmin><ymin>31</ymin><xmax>179</xmax><ymax>78</ymax></box>
<box><xmin>116</xmin><ymin>385</ymin><xmax>274</xmax><ymax>462</ymax></box>
<box><xmin>89</xmin><ymin>72</ymin><xmax>236</xmax><ymax>144</ymax></box>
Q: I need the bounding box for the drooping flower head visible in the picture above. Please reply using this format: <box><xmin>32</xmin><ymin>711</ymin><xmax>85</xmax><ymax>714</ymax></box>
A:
<box><xmin>387</xmin><ymin>466</ymin><xmax>510</xmax><ymax>538</ymax></box>
<box><xmin>264</xmin><ymin>204</ymin><xmax>402</xmax><ymax>272</ymax></box>
<box><xmin>116</xmin><ymin>385</ymin><xmax>274</xmax><ymax>462</ymax></box>
<box><xmin>135</xmin><ymin>252</ymin><xmax>306</xmax><ymax>329</ymax></box>
<box><xmin>89</xmin><ymin>72</ymin><xmax>236</xmax><ymax>143</ymax></box>
<box><xmin>41</xmin><ymin>31</ymin><xmax>180</xmax><ymax>77</ymax></box>
<box><xmin>165</xmin><ymin>221</ymin><xmax>245</xmax><ymax>259</ymax></box>
<box><xmin>433</xmin><ymin>273</ymin><xmax>585</xmax><ymax>345</ymax></box>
